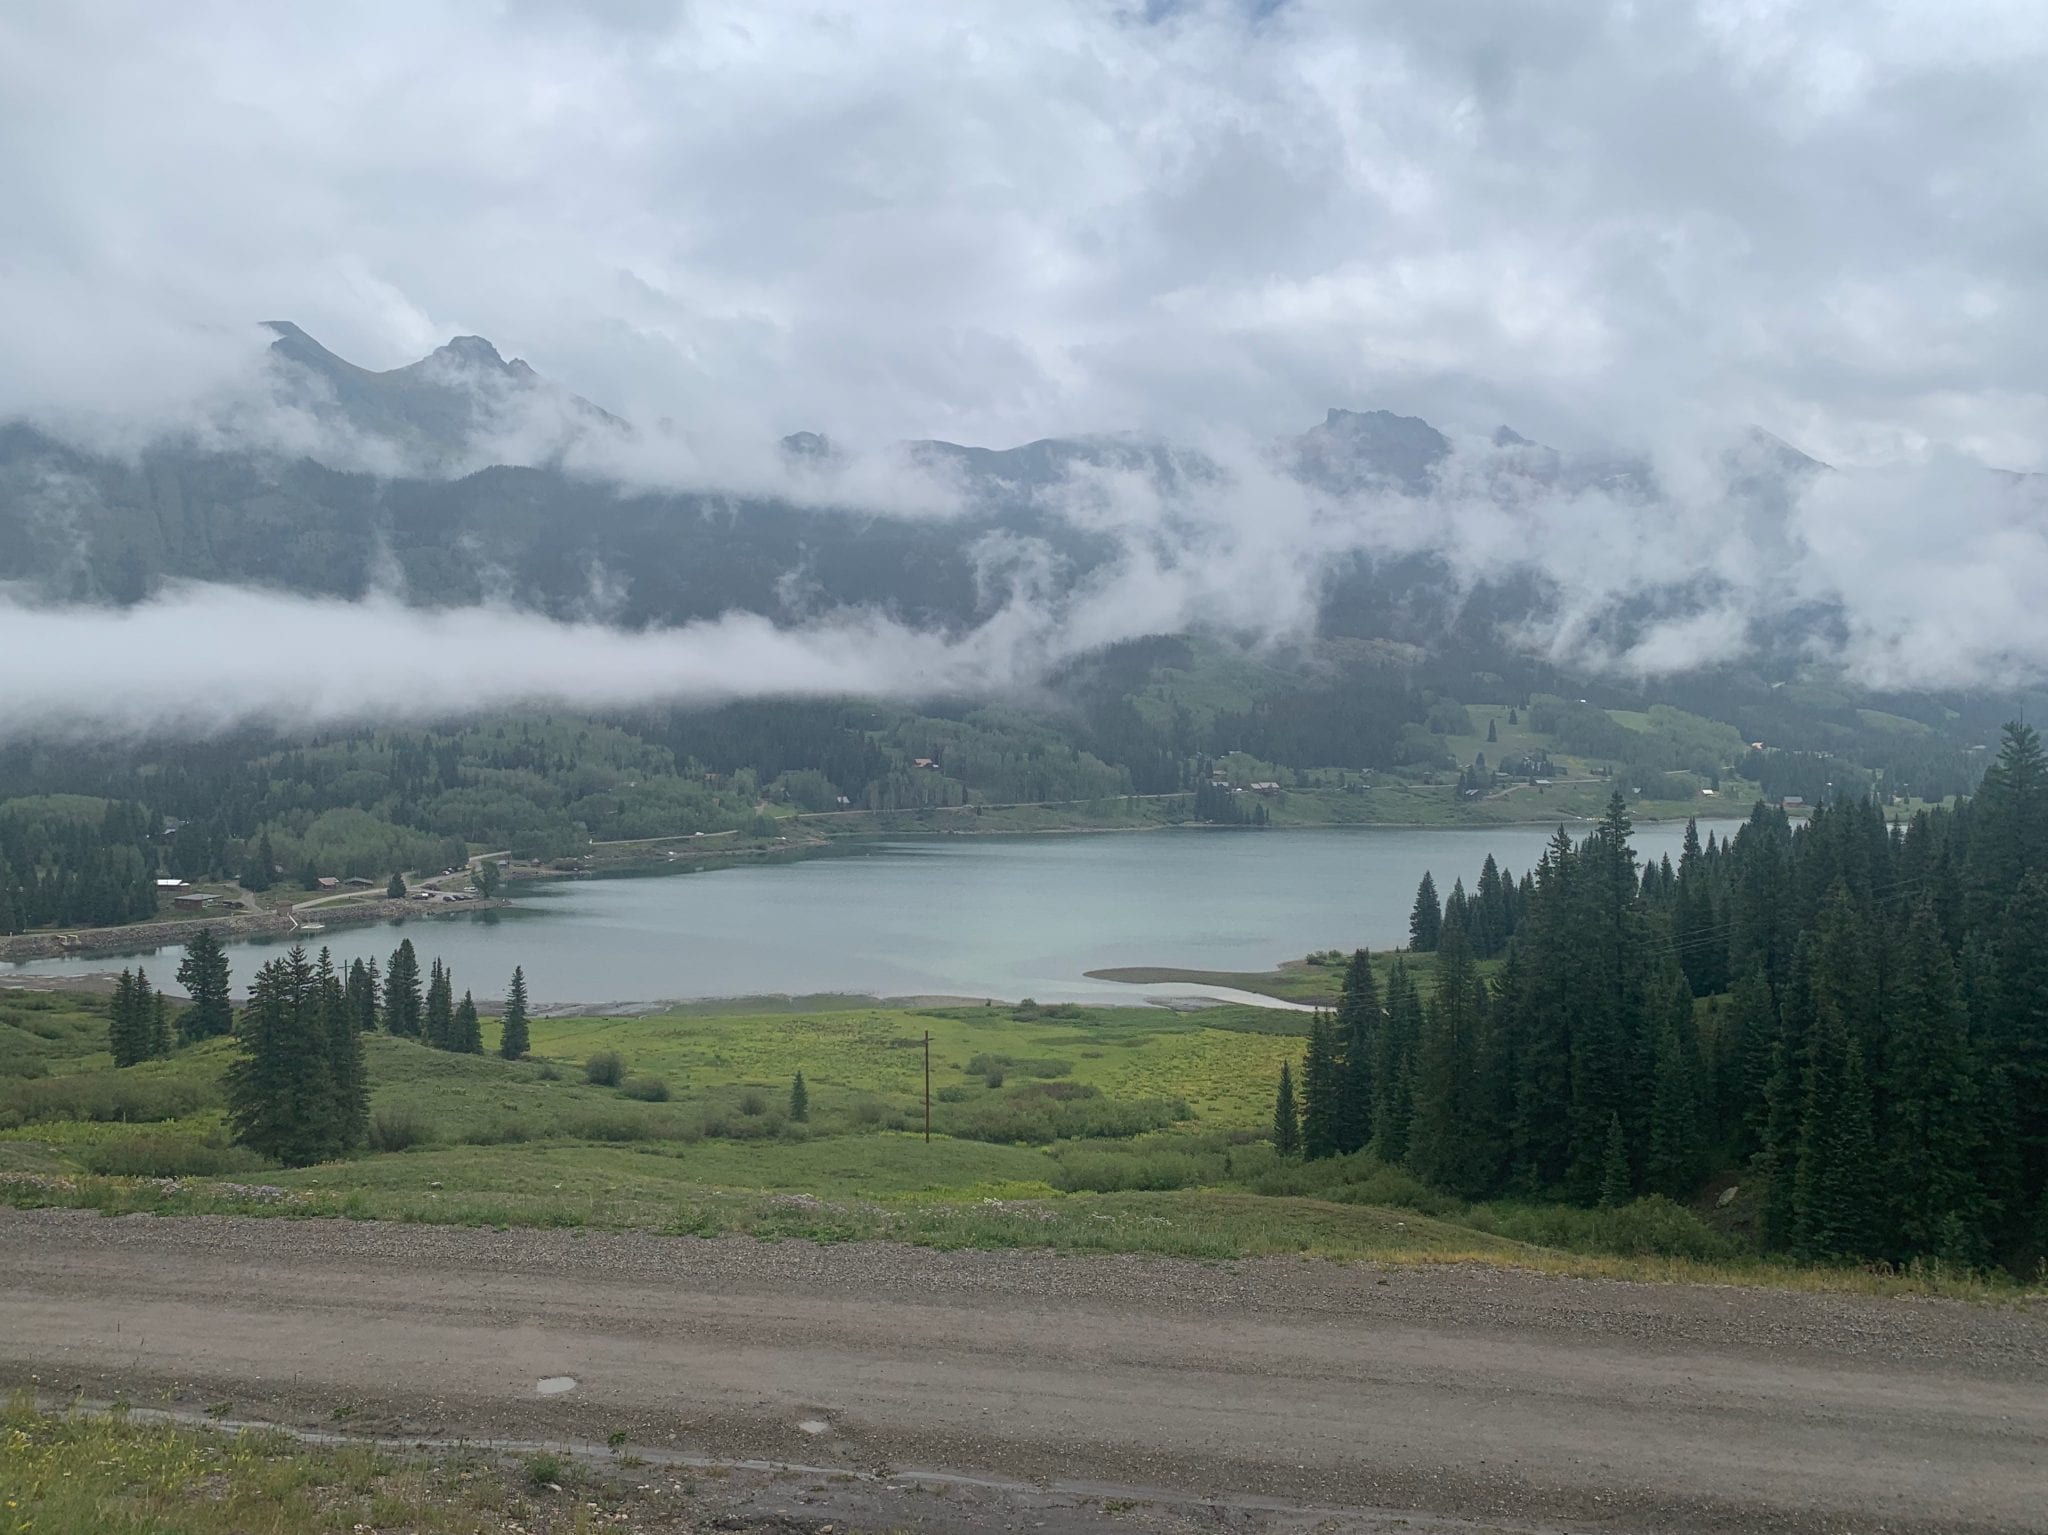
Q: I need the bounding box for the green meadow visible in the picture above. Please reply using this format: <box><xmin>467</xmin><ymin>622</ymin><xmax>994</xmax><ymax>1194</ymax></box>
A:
<box><xmin>0</xmin><ymin>986</ymin><xmax>2029</xmax><ymax>1298</ymax></box>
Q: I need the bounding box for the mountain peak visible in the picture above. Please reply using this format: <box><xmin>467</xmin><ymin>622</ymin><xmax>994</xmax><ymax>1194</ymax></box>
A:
<box><xmin>433</xmin><ymin>334</ymin><xmax>510</xmax><ymax>371</ymax></box>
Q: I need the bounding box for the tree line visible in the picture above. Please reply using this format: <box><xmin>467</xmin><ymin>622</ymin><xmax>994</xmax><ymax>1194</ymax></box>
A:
<box><xmin>1277</xmin><ymin>723</ymin><xmax>2048</xmax><ymax>1276</ymax></box>
<box><xmin>98</xmin><ymin>925</ymin><xmax>535</xmax><ymax>1167</ymax></box>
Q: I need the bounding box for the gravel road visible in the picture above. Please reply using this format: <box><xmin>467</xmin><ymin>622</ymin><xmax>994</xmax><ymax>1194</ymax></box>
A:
<box><xmin>2</xmin><ymin>1209</ymin><xmax>2044</xmax><ymax>1533</ymax></box>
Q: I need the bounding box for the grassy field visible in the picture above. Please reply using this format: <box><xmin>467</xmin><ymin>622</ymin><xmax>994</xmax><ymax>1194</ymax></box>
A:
<box><xmin>1</xmin><ymin>986</ymin><xmax>2033</xmax><ymax>1300</ymax></box>
<box><xmin>0</xmin><ymin>1396</ymin><xmax>705</xmax><ymax>1535</ymax></box>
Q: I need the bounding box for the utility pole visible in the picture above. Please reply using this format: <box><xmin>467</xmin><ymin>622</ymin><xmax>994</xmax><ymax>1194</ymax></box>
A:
<box><xmin>924</xmin><ymin>1030</ymin><xmax>931</xmax><ymax>1144</ymax></box>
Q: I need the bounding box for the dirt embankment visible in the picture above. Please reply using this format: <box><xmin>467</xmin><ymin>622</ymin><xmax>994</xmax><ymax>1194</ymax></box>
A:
<box><xmin>3</xmin><ymin>1209</ymin><xmax>2044</xmax><ymax>1534</ymax></box>
<box><xmin>0</xmin><ymin>895</ymin><xmax>508</xmax><ymax>965</ymax></box>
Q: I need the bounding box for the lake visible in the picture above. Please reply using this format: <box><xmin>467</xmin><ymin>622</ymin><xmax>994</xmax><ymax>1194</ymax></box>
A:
<box><xmin>7</xmin><ymin>821</ymin><xmax>1725</xmax><ymax>1006</ymax></box>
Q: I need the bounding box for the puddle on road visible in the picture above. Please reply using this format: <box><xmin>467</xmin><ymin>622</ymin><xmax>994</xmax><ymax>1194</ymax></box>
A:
<box><xmin>536</xmin><ymin>1377</ymin><xmax>577</xmax><ymax>1396</ymax></box>
<box><xmin>797</xmin><ymin>1419</ymin><xmax>830</xmax><ymax>1435</ymax></box>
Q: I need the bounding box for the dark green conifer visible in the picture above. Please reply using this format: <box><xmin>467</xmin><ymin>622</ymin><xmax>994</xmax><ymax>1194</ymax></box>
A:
<box><xmin>1408</xmin><ymin>872</ymin><xmax>1442</xmax><ymax>952</ymax></box>
<box><xmin>1333</xmin><ymin>949</ymin><xmax>1378</xmax><ymax>1154</ymax></box>
<box><xmin>1299</xmin><ymin>1010</ymin><xmax>1341</xmax><ymax>1160</ymax></box>
<box><xmin>1272</xmin><ymin>1060</ymin><xmax>1300</xmax><ymax>1157</ymax></box>
<box><xmin>790</xmin><ymin>1070</ymin><xmax>809</xmax><ymax>1122</ymax></box>
<box><xmin>383</xmin><ymin>940</ymin><xmax>422</xmax><ymax>1037</ymax></box>
<box><xmin>500</xmin><ymin>966</ymin><xmax>531</xmax><ymax>1059</ymax></box>
<box><xmin>175</xmin><ymin>928</ymin><xmax>234</xmax><ymax>1043</ymax></box>
<box><xmin>1597</xmin><ymin>1113</ymin><xmax>1633</xmax><ymax>1208</ymax></box>
<box><xmin>424</xmin><ymin>959</ymin><xmax>454</xmax><ymax>1048</ymax></box>
<box><xmin>453</xmin><ymin>989</ymin><xmax>482</xmax><ymax>1053</ymax></box>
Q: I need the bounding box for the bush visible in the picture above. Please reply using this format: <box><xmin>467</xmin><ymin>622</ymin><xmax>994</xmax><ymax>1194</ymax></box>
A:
<box><xmin>458</xmin><ymin>1118</ymin><xmax>536</xmax><ymax>1146</ymax></box>
<box><xmin>938</xmin><ymin>1084</ymin><xmax>1191</xmax><ymax>1146</ymax></box>
<box><xmin>935</xmin><ymin>1084</ymin><xmax>971</xmax><ymax>1104</ymax></box>
<box><xmin>0</xmin><ymin>1072</ymin><xmax>215</xmax><ymax>1130</ymax></box>
<box><xmin>1466</xmin><ymin>1196</ymin><xmax>1742</xmax><ymax>1263</ymax></box>
<box><xmin>983</xmin><ymin>1069</ymin><xmax>1005</xmax><ymax>1089</ymax></box>
<box><xmin>80</xmin><ymin>1130</ymin><xmax>269</xmax><ymax>1178</ymax></box>
<box><xmin>965</xmin><ymin>1053</ymin><xmax>1071</xmax><ymax>1080</ymax></box>
<box><xmin>620</xmin><ymin>1075</ymin><xmax>670</xmax><ymax>1103</ymax></box>
<box><xmin>525</xmin><ymin>1453</ymin><xmax>563</xmax><ymax>1489</ymax></box>
<box><xmin>738</xmin><ymin>1089</ymin><xmax>768</xmax><ymax>1116</ymax></box>
<box><xmin>1055</xmin><ymin>1148</ymin><xmax>1216</xmax><ymax>1192</ymax></box>
<box><xmin>367</xmin><ymin>1106</ymin><xmax>434</xmax><ymax>1153</ymax></box>
<box><xmin>584</xmin><ymin>1051</ymin><xmax>625</xmax><ymax>1087</ymax></box>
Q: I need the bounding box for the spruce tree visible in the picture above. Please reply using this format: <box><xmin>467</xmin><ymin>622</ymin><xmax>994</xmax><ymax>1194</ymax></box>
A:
<box><xmin>226</xmin><ymin>946</ymin><xmax>336</xmax><ymax>1166</ymax></box>
<box><xmin>243</xmin><ymin>831</ymin><xmax>275</xmax><ymax>893</ymax></box>
<box><xmin>424</xmin><ymin>959</ymin><xmax>454</xmax><ymax>1049</ymax></box>
<box><xmin>790</xmin><ymin>1070</ymin><xmax>809</xmax><ymax>1122</ymax></box>
<box><xmin>1882</xmin><ymin>900</ymin><xmax>1984</xmax><ymax>1261</ymax></box>
<box><xmin>500</xmin><ymin>966</ymin><xmax>531</xmax><ymax>1060</ymax></box>
<box><xmin>346</xmin><ymin>957</ymin><xmax>377</xmax><ymax>1031</ymax></box>
<box><xmin>383</xmin><ymin>940</ymin><xmax>423</xmax><ymax>1037</ymax></box>
<box><xmin>108</xmin><ymin>969</ymin><xmax>143</xmax><ymax>1067</ymax></box>
<box><xmin>1645</xmin><ymin>1015</ymin><xmax>1704</xmax><ymax>1197</ymax></box>
<box><xmin>1299</xmin><ymin>1010</ymin><xmax>1342</xmax><ymax>1160</ymax></box>
<box><xmin>453</xmin><ymin>989</ymin><xmax>482</xmax><ymax>1053</ymax></box>
<box><xmin>175</xmin><ymin>928</ymin><xmax>234</xmax><ymax>1043</ymax></box>
<box><xmin>1408</xmin><ymin>873</ymin><xmax>1442</xmax><ymax>952</ymax></box>
<box><xmin>1597</xmin><ymin>1113</ymin><xmax>1633</xmax><ymax>1208</ymax></box>
<box><xmin>1372</xmin><ymin>961</ymin><xmax>1423</xmax><ymax>1162</ymax></box>
<box><xmin>1272</xmin><ymin>1060</ymin><xmax>1300</xmax><ymax>1156</ymax></box>
<box><xmin>315</xmin><ymin>948</ymin><xmax>368</xmax><ymax>1153</ymax></box>
<box><xmin>1407</xmin><ymin>923</ymin><xmax>1483</xmax><ymax>1194</ymax></box>
<box><xmin>149</xmin><ymin>985</ymin><xmax>170</xmax><ymax>1060</ymax></box>
<box><xmin>1333</xmin><ymin>949</ymin><xmax>1378</xmax><ymax>1154</ymax></box>
<box><xmin>1440</xmin><ymin>878</ymin><xmax>1470</xmax><ymax>942</ymax></box>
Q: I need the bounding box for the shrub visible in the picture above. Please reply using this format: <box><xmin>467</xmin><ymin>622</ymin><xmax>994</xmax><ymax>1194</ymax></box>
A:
<box><xmin>935</xmin><ymin>1084</ymin><xmax>971</xmax><ymax>1104</ymax></box>
<box><xmin>560</xmin><ymin>1110</ymin><xmax>650</xmax><ymax>1143</ymax></box>
<box><xmin>458</xmin><ymin>1118</ymin><xmax>536</xmax><ymax>1146</ymax></box>
<box><xmin>1466</xmin><ymin>1195</ymin><xmax>1742</xmax><ymax>1262</ymax></box>
<box><xmin>620</xmin><ymin>1075</ymin><xmax>670</xmax><ymax>1103</ymax></box>
<box><xmin>965</xmin><ymin>1053</ymin><xmax>1071</xmax><ymax>1080</ymax></box>
<box><xmin>1055</xmin><ymin>1149</ymin><xmax>1216</xmax><ymax>1192</ymax></box>
<box><xmin>532</xmin><ymin>1061</ymin><xmax>562</xmax><ymax>1082</ymax></box>
<box><xmin>584</xmin><ymin>1051</ymin><xmax>625</xmax><ymax>1087</ymax></box>
<box><xmin>367</xmin><ymin>1106</ymin><xmax>433</xmax><ymax>1153</ymax></box>
<box><xmin>81</xmin><ymin>1130</ymin><xmax>269</xmax><ymax>1178</ymax></box>
<box><xmin>939</xmin><ymin>1085</ymin><xmax>1190</xmax><ymax>1146</ymax></box>
<box><xmin>983</xmin><ymin>1069</ymin><xmax>1005</xmax><ymax>1089</ymax></box>
<box><xmin>0</xmin><ymin>1072</ymin><xmax>215</xmax><ymax>1130</ymax></box>
<box><xmin>737</xmin><ymin>1088</ymin><xmax>768</xmax><ymax>1116</ymax></box>
<box><xmin>525</xmin><ymin>1453</ymin><xmax>563</xmax><ymax>1489</ymax></box>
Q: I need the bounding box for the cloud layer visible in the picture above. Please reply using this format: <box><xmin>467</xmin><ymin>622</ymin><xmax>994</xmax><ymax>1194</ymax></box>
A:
<box><xmin>5</xmin><ymin>2</ymin><xmax>2046</xmax><ymax>466</ymax></box>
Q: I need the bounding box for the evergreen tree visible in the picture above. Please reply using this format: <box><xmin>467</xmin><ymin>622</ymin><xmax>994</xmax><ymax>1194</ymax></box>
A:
<box><xmin>315</xmin><ymin>948</ymin><xmax>368</xmax><ymax>1153</ymax></box>
<box><xmin>1408</xmin><ymin>872</ymin><xmax>1442</xmax><ymax>952</ymax></box>
<box><xmin>424</xmin><ymin>959</ymin><xmax>454</xmax><ymax>1049</ymax></box>
<box><xmin>1372</xmin><ymin>961</ymin><xmax>1422</xmax><ymax>1162</ymax></box>
<box><xmin>1272</xmin><ymin>1060</ymin><xmax>1300</xmax><ymax>1156</ymax></box>
<box><xmin>1792</xmin><ymin>1015</ymin><xmax>1882</xmax><ymax>1261</ymax></box>
<box><xmin>149</xmin><ymin>985</ymin><xmax>170</xmax><ymax>1059</ymax></box>
<box><xmin>1333</xmin><ymin>949</ymin><xmax>1378</xmax><ymax>1154</ymax></box>
<box><xmin>387</xmin><ymin>872</ymin><xmax>407</xmax><ymax>899</ymax></box>
<box><xmin>383</xmin><ymin>940</ymin><xmax>423</xmax><ymax>1036</ymax></box>
<box><xmin>108</xmin><ymin>969</ymin><xmax>144</xmax><ymax>1067</ymax></box>
<box><xmin>452</xmin><ymin>989</ymin><xmax>482</xmax><ymax>1053</ymax></box>
<box><xmin>175</xmin><ymin>928</ymin><xmax>234</xmax><ymax>1043</ymax></box>
<box><xmin>1645</xmin><ymin>1012</ymin><xmax>1704</xmax><ymax>1197</ymax></box>
<box><xmin>1597</xmin><ymin>1113</ymin><xmax>1633</xmax><ymax>1208</ymax></box>
<box><xmin>1299</xmin><ymin>1010</ymin><xmax>1342</xmax><ymax>1160</ymax></box>
<box><xmin>345</xmin><ymin>958</ymin><xmax>377</xmax><ymax>1031</ymax></box>
<box><xmin>1407</xmin><ymin>924</ymin><xmax>1485</xmax><ymax>1194</ymax></box>
<box><xmin>1441</xmin><ymin>877</ymin><xmax>1470</xmax><ymax>941</ymax></box>
<box><xmin>226</xmin><ymin>946</ymin><xmax>337</xmax><ymax>1166</ymax></box>
<box><xmin>500</xmin><ymin>966</ymin><xmax>531</xmax><ymax>1059</ymax></box>
<box><xmin>790</xmin><ymin>1070</ymin><xmax>809</xmax><ymax>1122</ymax></box>
<box><xmin>1487</xmin><ymin>717</ymin><xmax>1498</xmax><ymax>744</ymax></box>
<box><xmin>1882</xmin><ymin>901</ymin><xmax>1984</xmax><ymax>1261</ymax></box>
<box><xmin>242</xmin><ymin>831</ymin><xmax>275</xmax><ymax>893</ymax></box>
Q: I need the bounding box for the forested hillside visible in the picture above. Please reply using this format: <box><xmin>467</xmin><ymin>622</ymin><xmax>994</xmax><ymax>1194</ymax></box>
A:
<box><xmin>1289</xmin><ymin>723</ymin><xmax>2048</xmax><ymax>1275</ymax></box>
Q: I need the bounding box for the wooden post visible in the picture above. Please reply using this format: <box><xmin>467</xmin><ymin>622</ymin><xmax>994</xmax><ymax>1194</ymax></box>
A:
<box><xmin>924</xmin><ymin>1029</ymin><xmax>931</xmax><ymax>1144</ymax></box>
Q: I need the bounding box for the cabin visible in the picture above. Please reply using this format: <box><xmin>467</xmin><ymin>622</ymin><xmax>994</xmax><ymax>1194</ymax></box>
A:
<box><xmin>1780</xmin><ymin>795</ymin><xmax>1805</xmax><ymax>809</ymax></box>
<box><xmin>155</xmin><ymin>878</ymin><xmax>189</xmax><ymax>891</ymax></box>
<box><xmin>913</xmin><ymin>757</ymin><xmax>939</xmax><ymax>771</ymax></box>
<box><xmin>343</xmin><ymin>876</ymin><xmax>375</xmax><ymax>888</ymax></box>
<box><xmin>315</xmin><ymin>876</ymin><xmax>341</xmax><ymax>890</ymax></box>
<box><xmin>173</xmin><ymin>892</ymin><xmax>216</xmax><ymax>909</ymax></box>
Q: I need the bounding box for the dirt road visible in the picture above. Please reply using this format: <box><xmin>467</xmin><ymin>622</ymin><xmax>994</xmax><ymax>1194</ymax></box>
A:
<box><xmin>2</xmin><ymin>1211</ymin><xmax>2044</xmax><ymax>1533</ymax></box>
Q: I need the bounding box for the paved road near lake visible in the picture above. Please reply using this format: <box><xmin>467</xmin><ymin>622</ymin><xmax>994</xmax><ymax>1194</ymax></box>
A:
<box><xmin>2</xmin><ymin>1209</ymin><xmax>2044</xmax><ymax>1534</ymax></box>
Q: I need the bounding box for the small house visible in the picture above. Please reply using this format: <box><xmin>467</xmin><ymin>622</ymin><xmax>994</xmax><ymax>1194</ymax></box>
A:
<box><xmin>343</xmin><ymin>876</ymin><xmax>375</xmax><ymax>888</ymax></box>
<box><xmin>316</xmin><ymin>876</ymin><xmax>341</xmax><ymax>890</ymax></box>
<box><xmin>1780</xmin><ymin>795</ymin><xmax>1805</xmax><ymax>809</ymax></box>
<box><xmin>173</xmin><ymin>892</ymin><xmax>215</xmax><ymax>909</ymax></box>
<box><xmin>913</xmin><ymin>757</ymin><xmax>939</xmax><ymax>770</ymax></box>
<box><xmin>155</xmin><ymin>878</ymin><xmax>189</xmax><ymax>891</ymax></box>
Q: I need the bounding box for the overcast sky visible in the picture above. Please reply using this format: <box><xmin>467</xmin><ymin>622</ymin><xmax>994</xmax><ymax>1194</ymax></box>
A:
<box><xmin>4</xmin><ymin>0</ymin><xmax>2045</xmax><ymax>467</ymax></box>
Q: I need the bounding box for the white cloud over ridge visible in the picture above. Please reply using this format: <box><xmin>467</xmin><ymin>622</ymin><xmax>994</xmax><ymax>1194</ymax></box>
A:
<box><xmin>4</xmin><ymin>1</ymin><xmax>2046</xmax><ymax>466</ymax></box>
<box><xmin>5</xmin><ymin>2</ymin><xmax>2048</xmax><ymax>727</ymax></box>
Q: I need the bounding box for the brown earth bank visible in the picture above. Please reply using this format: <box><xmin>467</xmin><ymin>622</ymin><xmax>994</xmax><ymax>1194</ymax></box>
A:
<box><xmin>0</xmin><ymin>895</ymin><xmax>509</xmax><ymax>966</ymax></box>
<box><xmin>2</xmin><ymin>1211</ymin><xmax>2044</xmax><ymax>1534</ymax></box>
